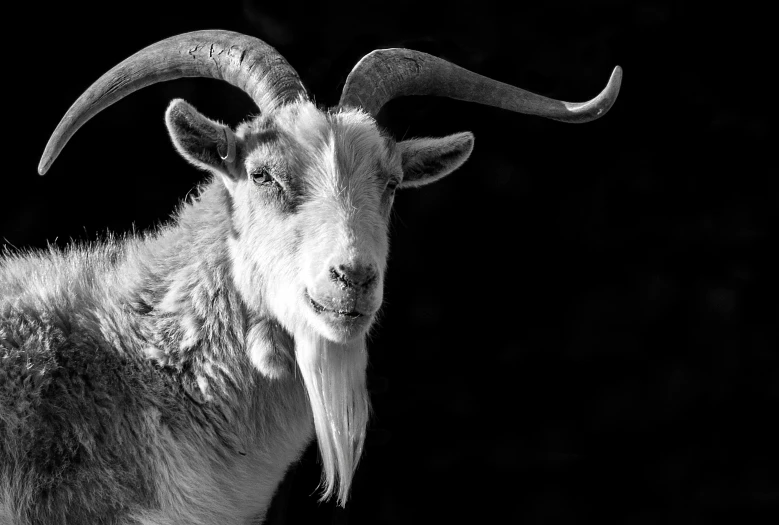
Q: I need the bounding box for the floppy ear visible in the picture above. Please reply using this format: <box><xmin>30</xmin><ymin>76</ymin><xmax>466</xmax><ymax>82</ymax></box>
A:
<box><xmin>398</xmin><ymin>132</ymin><xmax>474</xmax><ymax>188</ymax></box>
<box><xmin>165</xmin><ymin>99</ymin><xmax>239</xmax><ymax>181</ymax></box>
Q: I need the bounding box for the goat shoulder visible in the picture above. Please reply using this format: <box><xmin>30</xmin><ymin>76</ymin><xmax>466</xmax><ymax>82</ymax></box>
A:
<box><xmin>0</xmin><ymin>180</ymin><xmax>312</xmax><ymax>524</ymax></box>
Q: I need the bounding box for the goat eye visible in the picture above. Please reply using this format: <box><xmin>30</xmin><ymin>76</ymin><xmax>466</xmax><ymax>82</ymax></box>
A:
<box><xmin>251</xmin><ymin>167</ymin><xmax>275</xmax><ymax>186</ymax></box>
<box><xmin>387</xmin><ymin>178</ymin><xmax>399</xmax><ymax>192</ymax></box>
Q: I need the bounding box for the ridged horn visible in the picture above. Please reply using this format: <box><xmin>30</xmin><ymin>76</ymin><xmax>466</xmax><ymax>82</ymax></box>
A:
<box><xmin>339</xmin><ymin>48</ymin><xmax>621</xmax><ymax>122</ymax></box>
<box><xmin>39</xmin><ymin>30</ymin><xmax>305</xmax><ymax>175</ymax></box>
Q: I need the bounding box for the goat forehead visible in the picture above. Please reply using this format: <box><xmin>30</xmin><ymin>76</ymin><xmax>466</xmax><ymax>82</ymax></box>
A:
<box><xmin>279</xmin><ymin>104</ymin><xmax>388</xmax><ymax>199</ymax></box>
<box><xmin>331</xmin><ymin>113</ymin><xmax>387</xmax><ymax>180</ymax></box>
<box><xmin>287</xmin><ymin>104</ymin><xmax>385</xmax><ymax>166</ymax></box>
<box><xmin>240</xmin><ymin>103</ymin><xmax>393</xmax><ymax>223</ymax></box>
<box><xmin>322</xmin><ymin>129</ymin><xmax>387</xmax><ymax>216</ymax></box>
<box><xmin>245</xmin><ymin>102</ymin><xmax>391</xmax><ymax>174</ymax></box>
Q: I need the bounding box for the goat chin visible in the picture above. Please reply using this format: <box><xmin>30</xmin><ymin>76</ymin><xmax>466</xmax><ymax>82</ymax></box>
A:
<box><xmin>294</xmin><ymin>330</ymin><xmax>370</xmax><ymax>506</ymax></box>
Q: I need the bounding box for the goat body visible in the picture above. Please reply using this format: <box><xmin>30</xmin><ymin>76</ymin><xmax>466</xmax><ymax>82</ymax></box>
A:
<box><xmin>2</xmin><ymin>97</ymin><xmax>474</xmax><ymax>523</ymax></box>
<box><xmin>1</xmin><ymin>182</ymin><xmax>313</xmax><ymax>524</ymax></box>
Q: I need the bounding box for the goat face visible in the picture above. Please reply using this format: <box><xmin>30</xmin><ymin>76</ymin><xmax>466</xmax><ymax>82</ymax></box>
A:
<box><xmin>165</xmin><ymin>98</ymin><xmax>474</xmax><ymax>344</ymax></box>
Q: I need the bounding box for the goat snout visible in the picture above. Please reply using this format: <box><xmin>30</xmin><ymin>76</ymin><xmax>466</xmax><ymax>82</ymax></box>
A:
<box><xmin>329</xmin><ymin>263</ymin><xmax>377</xmax><ymax>290</ymax></box>
<box><xmin>306</xmin><ymin>260</ymin><xmax>382</xmax><ymax>340</ymax></box>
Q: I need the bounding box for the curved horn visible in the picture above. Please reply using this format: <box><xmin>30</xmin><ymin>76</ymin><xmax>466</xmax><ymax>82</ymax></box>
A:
<box><xmin>339</xmin><ymin>48</ymin><xmax>621</xmax><ymax>122</ymax></box>
<box><xmin>39</xmin><ymin>30</ymin><xmax>305</xmax><ymax>175</ymax></box>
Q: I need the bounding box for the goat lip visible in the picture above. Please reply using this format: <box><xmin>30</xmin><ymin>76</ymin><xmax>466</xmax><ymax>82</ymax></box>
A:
<box><xmin>306</xmin><ymin>293</ymin><xmax>365</xmax><ymax>319</ymax></box>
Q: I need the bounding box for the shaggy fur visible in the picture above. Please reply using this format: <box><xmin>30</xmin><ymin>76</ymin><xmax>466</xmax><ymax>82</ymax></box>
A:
<box><xmin>1</xmin><ymin>186</ymin><xmax>311</xmax><ymax>524</ymax></box>
<box><xmin>0</xmin><ymin>99</ymin><xmax>474</xmax><ymax>524</ymax></box>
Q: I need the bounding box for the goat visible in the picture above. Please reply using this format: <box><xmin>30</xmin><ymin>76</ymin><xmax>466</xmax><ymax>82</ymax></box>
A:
<box><xmin>0</xmin><ymin>30</ymin><xmax>621</xmax><ymax>524</ymax></box>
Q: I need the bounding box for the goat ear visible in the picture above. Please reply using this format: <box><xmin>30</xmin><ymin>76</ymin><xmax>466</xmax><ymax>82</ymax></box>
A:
<box><xmin>397</xmin><ymin>132</ymin><xmax>474</xmax><ymax>188</ymax></box>
<box><xmin>165</xmin><ymin>99</ymin><xmax>239</xmax><ymax>182</ymax></box>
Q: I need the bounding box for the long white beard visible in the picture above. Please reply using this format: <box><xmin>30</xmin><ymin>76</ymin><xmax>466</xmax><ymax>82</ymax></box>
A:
<box><xmin>295</xmin><ymin>331</ymin><xmax>370</xmax><ymax>505</ymax></box>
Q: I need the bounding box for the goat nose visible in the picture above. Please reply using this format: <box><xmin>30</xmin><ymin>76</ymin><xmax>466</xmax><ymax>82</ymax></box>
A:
<box><xmin>330</xmin><ymin>264</ymin><xmax>377</xmax><ymax>289</ymax></box>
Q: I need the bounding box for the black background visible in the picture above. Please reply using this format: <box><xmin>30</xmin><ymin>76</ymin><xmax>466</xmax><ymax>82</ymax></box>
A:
<box><xmin>3</xmin><ymin>1</ymin><xmax>776</xmax><ymax>523</ymax></box>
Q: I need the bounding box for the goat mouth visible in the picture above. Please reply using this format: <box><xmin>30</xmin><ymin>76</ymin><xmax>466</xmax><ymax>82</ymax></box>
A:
<box><xmin>306</xmin><ymin>293</ymin><xmax>364</xmax><ymax>319</ymax></box>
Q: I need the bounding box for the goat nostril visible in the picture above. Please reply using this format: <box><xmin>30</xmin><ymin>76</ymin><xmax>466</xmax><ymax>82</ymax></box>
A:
<box><xmin>331</xmin><ymin>264</ymin><xmax>376</xmax><ymax>288</ymax></box>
